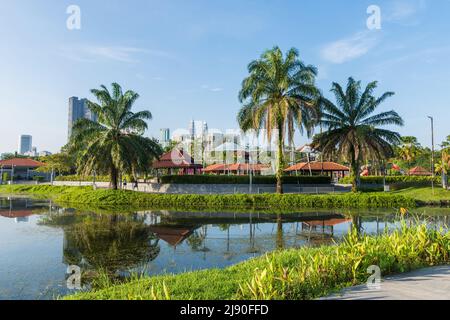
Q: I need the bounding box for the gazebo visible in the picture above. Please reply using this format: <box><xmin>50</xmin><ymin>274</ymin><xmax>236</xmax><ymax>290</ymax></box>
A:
<box><xmin>0</xmin><ymin>158</ymin><xmax>46</xmax><ymax>180</ymax></box>
<box><xmin>284</xmin><ymin>161</ymin><xmax>350</xmax><ymax>178</ymax></box>
<box><xmin>203</xmin><ymin>163</ymin><xmax>270</xmax><ymax>175</ymax></box>
<box><xmin>408</xmin><ymin>166</ymin><xmax>432</xmax><ymax>176</ymax></box>
<box><xmin>152</xmin><ymin>149</ymin><xmax>202</xmax><ymax>175</ymax></box>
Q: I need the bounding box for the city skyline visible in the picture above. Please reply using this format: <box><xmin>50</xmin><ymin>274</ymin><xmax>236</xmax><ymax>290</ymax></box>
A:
<box><xmin>1</xmin><ymin>0</ymin><xmax>450</xmax><ymax>154</ymax></box>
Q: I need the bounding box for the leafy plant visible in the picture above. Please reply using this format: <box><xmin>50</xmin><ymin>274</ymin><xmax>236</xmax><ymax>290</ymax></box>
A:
<box><xmin>311</xmin><ymin>78</ymin><xmax>404</xmax><ymax>192</ymax></box>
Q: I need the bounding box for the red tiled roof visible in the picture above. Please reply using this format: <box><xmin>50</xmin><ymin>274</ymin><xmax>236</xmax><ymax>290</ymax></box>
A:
<box><xmin>408</xmin><ymin>166</ymin><xmax>432</xmax><ymax>176</ymax></box>
<box><xmin>0</xmin><ymin>158</ymin><xmax>45</xmax><ymax>168</ymax></box>
<box><xmin>285</xmin><ymin>162</ymin><xmax>349</xmax><ymax>172</ymax></box>
<box><xmin>203</xmin><ymin>163</ymin><xmax>227</xmax><ymax>172</ymax></box>
<box><xmin>147</xmin><ymin>226</ymin><xmax>196</xmax><ymax>247</ymax></box>
<box><xmin>0</xmin><ymin>209</ymin><xmax>35</xmax><ymax>218</ymax></box>
<box><xmin>304</xmin><ymin>218</ymin><xmax>352</xmax><ymax>227</ymax></box>
<box><xmin>203</xmin><ymin>163</ymin><xmax>270</xmax><ymax>172</ymax></box>
<box><xmin>152</xmin><ymin>149</ymin><xmax>202</xmax><ymax>169</ymax></box>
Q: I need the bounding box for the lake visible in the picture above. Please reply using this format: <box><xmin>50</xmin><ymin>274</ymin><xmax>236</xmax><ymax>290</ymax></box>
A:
<box><xmin>0</xmin><ymin>196</ymin><xmax>448</xmax><ymax>300</ymax></box>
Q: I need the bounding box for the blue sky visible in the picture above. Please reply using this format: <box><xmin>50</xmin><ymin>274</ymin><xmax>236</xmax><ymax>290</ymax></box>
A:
<box><xmin>1</xmin><ymin>0</ymin><xmax>449</xmax><ymax>154</ymax></box>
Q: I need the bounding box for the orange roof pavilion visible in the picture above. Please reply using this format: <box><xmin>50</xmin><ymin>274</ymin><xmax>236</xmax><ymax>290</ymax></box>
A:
<box><xmin>408</xmin><ymin>166</ymin><xmax>432</xmax><ymax>176</ymax></box>
<box><xmin>152</xmin><ymin>149</ymin><xmax>202</xmax><ymax>173</ymax></box>
<box><xmin>0</xmin><ymin>158</ymin><xmax>45</xmax><ymax>169</ymax></box>
<box><xmin>203</xmin><ymin>163</ymin><xmax>270</xmax><ymax>174</ymax></box>
<box><xmin>285</xmin><ymin>161</ymin><xmax>350</xmax><ymax>173</ymax></box>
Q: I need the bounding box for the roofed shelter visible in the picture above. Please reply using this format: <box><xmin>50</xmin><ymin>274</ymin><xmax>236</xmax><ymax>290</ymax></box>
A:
<box><xmin>285</xmin><ymin>161</ymin><xmax>350</xmax><ymax>180</ymax></box>
<box><xmin>0</xmin><ymin>158</ymin><xmax>46</xmax><ymax>181</ymax></box>
<box><xmin>408</xmin><ymin>166</ymin><xmax>432</xmax><ymax>176</ymax></box>
<box><xmin>203</xmin><ymin>163</ymin><xmax>271</xmax><ymax>175</ymax></box>
<box><xmin>152</xmin><ymin>149</ymin><xmax>202</xmax><ymax>175</ymax></box>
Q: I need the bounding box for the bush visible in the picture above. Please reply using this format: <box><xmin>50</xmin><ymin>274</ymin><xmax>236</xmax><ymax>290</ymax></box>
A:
<box><xmin>339</xmin><ymin>175</ymin><xmax>440</xmax><ymax>185</ymax></box>
<box><xmin>1</xmin><ymin>172</ymin><xmax>10</xmax><ymax>183</ymax></box>
<box><xmin>32</xmin><ymin>176</ymin><xmax>45</xmax><ymax>182</ymax></box>
<box><xmin>56</xmin><ymin>175</ymin><xmax>111</xmax><ymax>182</ymax></box>
<box><xmin>5</xmin><ymin>185</ymin><xmax>415</xmax><ymax>209</ymax></box>
<box><xmin>160</xmin><ymin>175</ymin><xmax>332</xmax><ymax>185</ymax></box>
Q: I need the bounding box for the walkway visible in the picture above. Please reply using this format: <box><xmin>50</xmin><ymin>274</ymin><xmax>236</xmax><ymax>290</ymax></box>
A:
<box><xmin>322</xmin><ymin>265</ymin><xmax>450</xmax><ymax>300</ymax></box>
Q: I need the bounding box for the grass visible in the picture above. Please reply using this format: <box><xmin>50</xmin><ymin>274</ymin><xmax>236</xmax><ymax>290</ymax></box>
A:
<box><xmin>0</xmin><ymin>185</ymin><xmax>418</xmax><ymax>210</ymax></box>
<box><xmin>65</xmin><ymin>221</ymin><xmax>450</xmax><ymax>300</ymax></box>
<box><xmin>388</xmin><ymin>187</ymin><xmax>450</xmax><ymax>203</ymax></box>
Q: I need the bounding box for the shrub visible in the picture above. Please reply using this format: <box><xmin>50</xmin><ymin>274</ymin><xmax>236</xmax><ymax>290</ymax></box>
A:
<box><xmin>32</xmin><ymin>176</ymin><xmax>45</xmax><ymax>182</ymax></box>
<box><xmin>339</xmin><ymin>175</ymin><xmax>440</xmax><ymax>185</ymax></box>
<box><xmin>160</xmin><ymin>175</ymin><xmax>332</xmax><ymax>185</ymax></box>
<box><xmin>56</xmin><ymin>175</ymin><xmax>111</xmax><ymax>182</ymax></box>
<box><xmin>1</xmin><ymin>172</ymin><xmax>10</xmax><ymax>183</ymax></box>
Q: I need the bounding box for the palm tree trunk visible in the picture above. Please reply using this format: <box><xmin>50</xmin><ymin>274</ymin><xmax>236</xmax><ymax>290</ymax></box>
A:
<box><xmin>111</xmin><ymin>166</ymin><xmax>118</xmax><ymax>190</ymax></box>
<box><xmin>350</xmin><ymin>151</ymin><xmax>360</xmax><ymax>193</ymax></box>
<box><xmin>276</xmin><ymin>129</ymin><xmax>284</xmax><ymax>194</ymax></box>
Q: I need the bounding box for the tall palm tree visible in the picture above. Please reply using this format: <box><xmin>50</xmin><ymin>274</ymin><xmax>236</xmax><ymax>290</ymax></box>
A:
<box><xmin>69</xmin><ymin>83</ymin><xmax>162</xmax><ymax>189</ymax></box>
<box><xmin>311</xmin><ymin>78</ymin><xmax>404</xmax><ymax>192</ymax></box>
<box><xmin>237</xmin><ymin>47</ymin><xmax>319</xmax><ymax>194</ymax></box>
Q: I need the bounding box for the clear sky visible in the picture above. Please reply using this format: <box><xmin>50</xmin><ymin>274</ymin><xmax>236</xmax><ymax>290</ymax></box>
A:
<box><xmin>1</xmin><ymin>0</ymin><xmax>449</xmax><ymax>154</ymax></box>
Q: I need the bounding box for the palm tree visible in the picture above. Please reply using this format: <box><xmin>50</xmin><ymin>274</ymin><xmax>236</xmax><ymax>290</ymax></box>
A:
<box><xmin>397</xmin><ymin>136</ymin><xmax>422</xmax><ymax>168</ymax></box>
<box><xmin>69</xmin><ymin>83</ymin><xmax>162</xmax><ymax>189</ymax></box>
<box><xmin>311</xmin><ymin>78</ymin><xmax>404</xmax><ymax>192</ymax></box>
<box><xmin>237</xmin><ymin>47</ymin><xmax>319</xmax><ymax>193</ymax></box>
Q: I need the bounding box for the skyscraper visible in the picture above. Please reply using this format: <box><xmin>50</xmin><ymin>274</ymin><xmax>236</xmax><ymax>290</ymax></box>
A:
<box><xmin>68</xmin><ymin>97</ymin><xmax>97</xmax><ymax>140</ymax></box>
<box><xmin>18</xmin><ymin>135</ymin><xmax>32</xmax><ymax>155</ymax></box>
<box><xmin>160</xmin><ymin>128</ymin><xmax>170</xmax><ymax>147</ymax></box>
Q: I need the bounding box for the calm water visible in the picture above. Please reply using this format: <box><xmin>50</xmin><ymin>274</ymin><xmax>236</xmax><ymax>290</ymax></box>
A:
<box><xmin>0</xmin><ymin>196</ymin><xmax>448</xmax><ymax>300</ymax></box>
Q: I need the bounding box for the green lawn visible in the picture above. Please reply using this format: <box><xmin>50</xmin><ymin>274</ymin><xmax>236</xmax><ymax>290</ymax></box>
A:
<box><xmin>388</xmin><ymin>187</ymin><xmax>450</xmax><ymax>203</ymax></box>
<box><xmin>65</xmin><ymin>223</ymin><xmax>450</xmax><ymax>300</ymax></box>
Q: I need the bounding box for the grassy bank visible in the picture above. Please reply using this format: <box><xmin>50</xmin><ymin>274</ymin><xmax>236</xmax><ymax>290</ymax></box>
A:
<box><xmin>389</xmin><ymin>187</ymin><xmax>450</xmax><ymax>204</ymax></box>
<box><xmin>65</xmin><ymin>222</ymin><xmax>449</xmax><ymax>300</ymax></box>
<box><xmin>0</xmin><ymin>185</ymin><xmax>417</xmax><ymax>210</ymax></box>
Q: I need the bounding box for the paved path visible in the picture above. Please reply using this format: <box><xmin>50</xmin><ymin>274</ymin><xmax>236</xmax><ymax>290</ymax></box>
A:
<box><xmin>322</xmin><ymin>266</ymin><xmax>450</xmax><ymax>300</ymax></box>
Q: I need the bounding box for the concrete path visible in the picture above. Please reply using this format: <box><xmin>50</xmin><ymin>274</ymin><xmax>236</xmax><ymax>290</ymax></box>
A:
<box><xmin>322</xmin><ymin>266</ymin><xmax>450</xmax><ymax>300</ymax></box>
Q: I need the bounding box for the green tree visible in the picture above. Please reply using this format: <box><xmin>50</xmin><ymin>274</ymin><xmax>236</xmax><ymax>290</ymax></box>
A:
<box><xmin>397</xmin><ymin>136</ymin><xmax>423</xmax><ymax>168</ymax></box>
<box><xmin>311</xmin><ymin>78</ymin><xmax>404</xmax><ymax>192</ymax></box>
<box><xmin>237</xmin><ymin>47</ymin><xmax>319</xmax><ymax>194</ymax></box>
<box><xmin>69</xmin><ymin>83</ymin><xmax>163</xmax><ymax>189</ymax></box>
<box><xmin>36</xmin><ymin>152</ymin><xmax>75</xmax><ymax>175</ymax></box>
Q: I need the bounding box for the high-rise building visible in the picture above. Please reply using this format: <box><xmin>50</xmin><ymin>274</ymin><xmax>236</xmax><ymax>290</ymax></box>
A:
<box><xmin>68</xmin><ymin>97</ymin><xmax>97</xmax><ymax>140</ymax></box>
<box><xmin>188</xmin><ymin>120</ymin><xmax>208</xmax><ymax>139</ymax></box>
<box><xmin>160</xmin><ymin>128</ymin><xmax>170</xmax><ymax>147</ymax></box>
<box><xmin>18</xmin><ymin>135</ymin><xmax>32</xmax><ymax>155</ymax></box>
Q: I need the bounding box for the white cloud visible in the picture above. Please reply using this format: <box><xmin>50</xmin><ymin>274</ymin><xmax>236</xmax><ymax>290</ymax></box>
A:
<box><xmin>60</xmin><ymin>45</ymin><xmax>175</xmax><ymax>63</ymax></box>
<box><xmin>201</xmin><ymin>85</ymin><xmax>223</xmax><ymax>92</ymax></box>
<box><xmin>385</xmin><ymin>0</ymin><xmax>426</xmax><ymax>23</ymax></box>
<box><xmin>320</xmin><ymin>31</ymin><xmax>380</xmax><ymax>64</ymax></box>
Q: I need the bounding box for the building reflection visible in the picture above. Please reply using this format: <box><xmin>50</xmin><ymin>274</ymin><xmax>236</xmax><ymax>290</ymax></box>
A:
<box><xmin>0</xmin><ymin>197</ymin><xmax>54</xmax><ymax>223</ymax></box>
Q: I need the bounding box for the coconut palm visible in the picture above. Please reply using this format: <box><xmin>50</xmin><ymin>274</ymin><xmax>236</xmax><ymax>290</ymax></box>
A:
<box><xmin>397</xmin><ymin>136</ymin><xmax>423</xmax><ymax>168</ymax></box>
<box><xmin>237</xmin><ymin>47</ymin><xmax>319</xmax><ymax>193</ymax></box>
<box><xmin>311</xmin><ymin>78</ymin><xmax>404</xmax><ymax>192</ymax></box>
<box><xmin>69</xmin><ymin>83</ymin><xmax>162</xmax><ymax>189</ymax></box>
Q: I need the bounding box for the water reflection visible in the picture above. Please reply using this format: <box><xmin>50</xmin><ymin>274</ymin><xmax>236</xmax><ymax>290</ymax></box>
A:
<box><xmin>0</xmin><ymin>196</ymin><xmax>448</xmax><ymax>300</ymax></box>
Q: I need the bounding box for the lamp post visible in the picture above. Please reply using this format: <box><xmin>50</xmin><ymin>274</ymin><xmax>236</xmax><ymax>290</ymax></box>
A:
<box><xmin>428</xmin><ymin>116</ymin><xmax>435</xmax><ymax>194</ymax></box>
<box><xmin>0</xmin><ymin>165</ymin><xmax>3</xmax><ymax>185</ymax></box>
